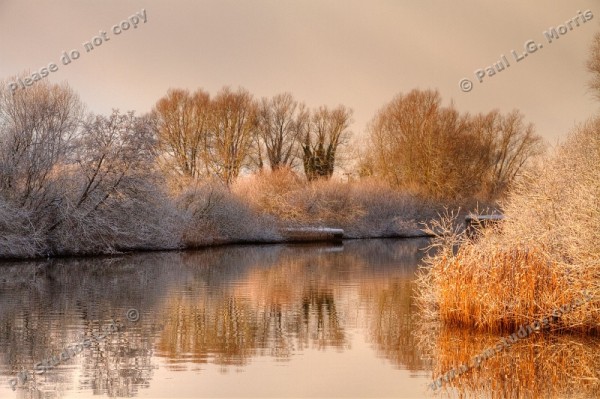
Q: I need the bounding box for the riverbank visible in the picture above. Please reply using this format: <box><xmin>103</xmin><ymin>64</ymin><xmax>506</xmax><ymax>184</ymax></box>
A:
<box><xmin>416</xmin><ymin>117</ymin><xmax>600</xmax><ymax>335</ymax></box>
<box><xmin>0</xmin><ymin>172</ymin><xmax>457</xmax><ymax>260</ymax></box>
<box><xmin>0</xmin><ymin>226</ymin><xmax>435</xmax><ymax>262</ymax></box>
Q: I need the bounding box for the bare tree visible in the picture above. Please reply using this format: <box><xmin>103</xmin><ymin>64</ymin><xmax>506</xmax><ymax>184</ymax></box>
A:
<box><xmin>366</xmin><ymin>89</ymin><xmax>543</xmax><ymax>200</ymax></box>
<box><xmin>368</xmin><ymin>90</ymin><xmax>439</xmax><ymax>188</ymax></box>
<box><xmin>302</xmin><ymin>105</ymin><xmax>352</xmax><ymax>180</ymax></box>
<box><xmin>367</xmin><ymin>90</ymin><xmax>468</xmax><ymax>196</ymax></box>
<box><xmin>152</xmin><ymin>89</ymin><xmax>211</xmax><ymax>179</ymax></box>
<box><xmin>50</xmin><ymin>110</ymin><xmax>180</xmax><ymax>254</ymax></box>
<box><xmin>208</xmin><ymin>87</ymin><xmax>257</xmax><ymax>186</ymax></box>
<box><xmin>69</xmin><ymin>111</ymin><xmax>157</xmax><ymax>213</ymax></box>
<box><xmin>0</xmin><ymin>79</ymin><xmax>83</xmax><ymax>212</ymax></box>
<box><xmin>255</xmin><ymin>93</ymin><xmax>305</xmax><ymax>170</ymax></box>
<box><xmin>474</xmin><ymin>110</ymin><xmax>545</xmax><ymax>198</ymax></box>
<box><xmin>0</xmin><ymin>81</ymin><xmax>181</xmax><ymax>256</ymax></box>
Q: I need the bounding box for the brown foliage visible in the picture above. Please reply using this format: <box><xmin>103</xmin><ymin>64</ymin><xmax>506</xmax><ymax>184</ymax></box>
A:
<box><xmin>416</xmin><ymin>116</ymin><xmax>600</xmax><ymax>334</ymax></box>
<box><xmin>209</xmin><ymin>87</ymin><xmax>257</xmax><ymax>185</ymax></box>
<box><xmin>152</xmin><ymin>87</ymin><xmax>257</xmax><ymax>186</ymax></box>
<box><xmin>152</xmin><ymin>88</ymin><xmax>211</xmax><ymax>179</ymax></box>
<box><xmin>366</xmin><ymin>89</ymin><xmax>544</xmax><ymax>200</ymax></box>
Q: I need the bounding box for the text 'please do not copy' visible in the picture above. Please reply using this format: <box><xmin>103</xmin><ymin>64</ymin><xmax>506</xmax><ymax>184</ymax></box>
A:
<box><xmin>8</xmin><ymin>9</ymin><xmax>148</xmax><ymax>93</ymax></box>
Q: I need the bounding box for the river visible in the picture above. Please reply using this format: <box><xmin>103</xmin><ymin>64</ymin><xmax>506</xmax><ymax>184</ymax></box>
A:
<box><xmin>1</xmin><ymin>238</ymin><xmax>598</xmax><ymax>398</ymax></box>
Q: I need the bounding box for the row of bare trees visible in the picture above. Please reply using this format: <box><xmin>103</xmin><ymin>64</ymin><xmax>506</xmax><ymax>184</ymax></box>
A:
<box><xmin>0</xmin><ymin>80</ymin><xmax>179</xmax><ymax>257</ymax></box>
<box><xmin>0</xmin><ymin>79</ymin><xmax>545</xmax><ymax>257</ymax></box>
<box><xmin>362</xmin><ymin>89</ymin><xmax>545</xmax><ymax>200</ymax></box>
<box><xmin>151</xmin><ymin>88</ymin><xmax>352</xmax><ymax>185</ymax></box>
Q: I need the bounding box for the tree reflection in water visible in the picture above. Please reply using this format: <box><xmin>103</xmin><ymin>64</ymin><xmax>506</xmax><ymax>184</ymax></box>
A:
<box><xmin>0</xmin><ymin>239</ymin><xmax>430</xmax><ymax>398</ymax></box>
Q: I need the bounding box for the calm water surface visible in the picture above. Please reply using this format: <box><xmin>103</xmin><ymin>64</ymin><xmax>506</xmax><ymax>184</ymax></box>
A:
<box><xmin>1</xmin><ymin>239</ymin><xmax>599</xmax><ymax>399</ymax></box>
<box><xmin>0</xmin><ymin>239</ymin><xmax>432</xmax><ymax>398</ymax></box>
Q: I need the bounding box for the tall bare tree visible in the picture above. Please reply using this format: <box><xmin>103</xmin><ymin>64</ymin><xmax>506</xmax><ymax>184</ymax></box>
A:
<box><xmin>255</xmin><ymin>93</ymin><xmax>305</xmax><ymax>170</ymax></box>
<box><xmin>208</xmin><ymin>87</ymin><xmax>257</xmax><ymax>186</ymax></box>
<box><xmin>0</xmin><ymin>77</ymin><xmax>83</xmax><ymax>231</ymax></box>
<box><xmin>0</xmin><ymin>79</ymin><xmax>83</xmax><ymax>213</ymax></box>
<box><xmin>475</xmin><ymin>110</ymin><xmax>545</xmax><ymax>198</ymax></box>
<box><xmin>368</xmin><ymin>90</ymin><xmax>458</xmax><ymax>195</ymax></box>
<box><xmin>366</xmin><ymin>89</ymin><xmax>544</xmax><ymax>200</ymax></box>
<box><xmin>302</xmin><ymin>105</ymin><xmax>352</xmax><ymax>180</ymax></box>
<box><xmin>0</xmin><ymin>79</ymin><xmax>84</xmax><ymax>256</ymax></box>
<box><xmin>152</xmin><ymin>89</ymin><xmax>211</xmax><ymax>179</ymax></box>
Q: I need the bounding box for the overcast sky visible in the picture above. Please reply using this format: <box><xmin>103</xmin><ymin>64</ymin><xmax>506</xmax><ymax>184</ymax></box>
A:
<box><xmin>1</xmin><ymin>0</ymin><xmax>599</xmax><ymax>143</ymax></box>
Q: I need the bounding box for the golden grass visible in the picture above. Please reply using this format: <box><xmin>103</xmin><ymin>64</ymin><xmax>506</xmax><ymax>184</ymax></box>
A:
<box><xmin>416</xmin><ymin>116</ymin><xmax>600</xmax><ymax>335</ymax></box>
<box><xmin>433</xmin><ymin>245</ymin><xmax>562</xmax><ymax>330</ymax></box>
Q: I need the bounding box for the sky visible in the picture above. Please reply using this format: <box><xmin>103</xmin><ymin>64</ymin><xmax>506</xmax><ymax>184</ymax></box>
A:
<box><xmin>1</xmin><ymin>0</ymin><xmax>599</xmax><ymax>144</ymax></box>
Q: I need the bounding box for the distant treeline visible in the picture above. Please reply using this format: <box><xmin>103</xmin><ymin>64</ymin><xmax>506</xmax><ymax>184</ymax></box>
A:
<box><xmin>0</xmin><ymin>78</ymin><xmax>543</xmax><ymax>258</ymax></box>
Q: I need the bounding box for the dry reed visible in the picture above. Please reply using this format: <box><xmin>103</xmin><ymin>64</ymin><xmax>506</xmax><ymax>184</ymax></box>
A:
<box><xmin>416</xmin><ymin>116</ymin><xmax>600</xmax><ymax>334</ymax></box>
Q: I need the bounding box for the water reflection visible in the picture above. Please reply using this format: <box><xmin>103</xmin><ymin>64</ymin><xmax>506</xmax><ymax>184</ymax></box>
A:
<box><xmin>364</xmin><ymin>278</ymin><xmax>426</xmax><ymax>371</ymax></box>
<box><xmin>0</xmin><ymin>239</ymin><xmax>431</xmax><ymax>398</ymax></box>
<box><xmin>416</xmin><ymin>317</ymin><xmax>600</xmax><ymax>398</ymax></box>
